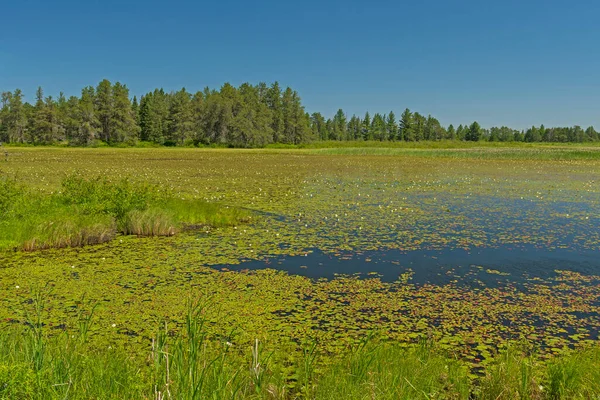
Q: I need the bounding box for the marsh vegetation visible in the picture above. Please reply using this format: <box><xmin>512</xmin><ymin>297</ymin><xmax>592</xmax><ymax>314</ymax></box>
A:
<box><xmin>0</xmin><ymin>146</ymin><xmax>599</xmax><ymax>398</ymax></box>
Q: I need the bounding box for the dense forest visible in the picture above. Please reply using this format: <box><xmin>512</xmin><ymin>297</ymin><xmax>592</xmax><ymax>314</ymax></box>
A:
<box><xmin>0</xmin><ymin>80</ymin><xmax>598</xmax><ymax>147</ymax></box>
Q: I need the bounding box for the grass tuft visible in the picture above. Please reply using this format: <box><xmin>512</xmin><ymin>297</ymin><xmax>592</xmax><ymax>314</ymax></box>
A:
<box><xmin>0</xmin><ymin>174</ymin><xmax>249</xmax><ymax>250</ymax></box>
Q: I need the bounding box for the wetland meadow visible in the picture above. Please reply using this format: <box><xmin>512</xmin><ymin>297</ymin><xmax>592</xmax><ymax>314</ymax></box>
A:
<box><xmin>1</xmin><ymin>145</ymin><xmax>600</xmax><ymax>399</ymax></box>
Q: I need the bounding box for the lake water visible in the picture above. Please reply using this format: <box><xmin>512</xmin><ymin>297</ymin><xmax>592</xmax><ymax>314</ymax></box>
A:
<box><xmin>216</xmin><ymin>244</ymin><xmax>600</xmax><ymax>287</ymax></box>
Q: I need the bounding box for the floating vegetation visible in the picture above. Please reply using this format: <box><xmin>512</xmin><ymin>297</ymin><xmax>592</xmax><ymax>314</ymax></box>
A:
<box><xmin>0</xmin><ymin>147</ymin><xmax>599</xmax><ymax>396</ymax></box>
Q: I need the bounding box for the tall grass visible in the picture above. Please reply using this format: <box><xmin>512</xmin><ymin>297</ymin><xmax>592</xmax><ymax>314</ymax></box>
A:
<box><xmin>316</xmin><ymin>339</ymin><xmax>471</xmax><ymax>399</ymax></box>
<box><xmin>0</xmin><ymin>175</ymin><xmax>249</xmax><ymax>251</ymax></box>
<box><xmin>1</xmin><ymin>293</ymin><xmax>598</xmax><ymax>399</ymax></box>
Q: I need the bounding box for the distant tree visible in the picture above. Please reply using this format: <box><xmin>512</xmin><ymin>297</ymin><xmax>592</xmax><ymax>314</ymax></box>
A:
<box><xmin>281</xmin><ymin>87</ymin><xmax>310</xmax><ymax>144</ymax></box>
<box><xmin>310</xmin><ymin>112</ymin><xmax>327</xmax><ymax>140</ymax></box>
<box><xmin>77</xmin><ymin>86</ymin><xmax>99</xmax><ymax>146</ymax></box>
<box><xmin>524</xmin><ymin>126</ymin><xmax>541</xmax><ymax>142</ymax></box>
<box><xmin>371</xmin><ymin>113</ymin><xmax>386</xmax><ymax>141</ymax></box>
<box><xmin>6</xmin><ymin>89</ymin><xmax>27</xmax><ymax>143</ymax></box>
<box><xmin>111</xmin><ymin>82</ymin><xmax>139</xmax><ymax>145</ymax></box>
<box><xmin>0</xmin><ymin>92</ymin><xmax>12</xmax><ymax>142</ymax></box>
<box><xmin>167</xmin><ymin>88</ymin><xmax>193</xmax><ymax>145</ymax></box>
<box><xmin>266</xmin><ymin>82</ymin><xmax>284</xmax><ymax>143</ymax></box>
<box><xmin>139</xmin><ymin>89</ymin><xmax>169</xmax><ymax>143</ymax></box>
<box><xmin>425</xmin><ymin>115</ymin><xmax>444</xmax><ymax>140</ymax></box>
<box><xmin>332</xmin><ymin>109</ymin><xmax>347</xmax><ymax>140</ymax></box>
<box><xmin>585</xmin><ymin>126</ymin><xmax>598</xmax><ymax>141</ymax></box>
<box><xmin>30</xmin><ymin>86</ymin><xmax>48</xmax><ymax>143</ymax></box>
<box><xmin>466</xmin><ymin>121</ymin><xmax>482</xmax><ymax>141</ymax></box>
<box><xmin>131</xmin><ymin>95</ymin><xmax>140</xmax><ymax>125</ymax></box>
<box><xmin>95</xmin><ymin>79</ymin><xmax>113</xmax><ymax>142</ymax></box>
<box><xmin>413</xmin><ymin>112</ymin><xmax>425</xmax><ymax>141</ymax></box>
<box><xmin>400</xmin><ymin>108</ymin><xmax>414</xmax><ymax>141</ymax></box>
<box><xmin>362</xmin><ymin>112</ymin><xmax>371</xmax><ymax>140</ymax></box>
<box><xmin>386</xmin><ymin>111</ymin><xmax>398</xmax><ymax>141</ymax></box>
<box><xmin>347</xmin><ymin>115</ymin><xmax>361</xmax><ymax>140</ymax></box>
<box><xmin>447</xmin><ymin>124</ymin><xmax>456</xmax><ymax>140</ymax></box>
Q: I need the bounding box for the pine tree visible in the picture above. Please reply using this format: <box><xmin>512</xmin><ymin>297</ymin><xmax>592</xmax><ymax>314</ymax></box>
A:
<box><xmin>167</xmin><ymin>88</ymin><xmax>194</xmax><ymax>145</ymax></box>
<box><xmin>447</xmin><ymin>124</ymin><xmax>456</xmax><ymax>140</ymax></box>
<box><xmin>111</xmin><ymin>82</ymin><xmax>139</xmax><ymax>144</ymax></box>
<box><xmin>362</xmin><ymin>112</ymin><xmax>371</xmax><ymax>140</ymax></box>
<box><xmin>7</xmin><ymin>89</ymin><xmax>27</xmax><ymax>143</ymax></box>
<box><xmin>400</xmin><ymin>108</ymin><xmax>414</xmax><ymax>141</ymax></box>
<box><xmin>95</xmin><ymin>79</ymin><xmax>113</xmax><ymax>142</ymax></box>
<box><xmin>139</xmin><ymin>89</ymin><xmax>169</xmax><ymax>143</ymax></box>
<box><xmin>371</xmin><ymin>113</ymin><xmax>386</xmax><ymax>141</ymax></box>
<box><xmin>78</xmin><ymin>86</ymin><xmax>99</xmax><ymax>146</ymax></box>
<box><xmin>413</xmin><ymin>112</ymin><xmax>425</xmax><ymax>141</ymax></box>
<box><xmin>332</xmin><ymin>109</ymin><xmax>347</xmax><ymax>140</ymax></box>
<box><xmin>466</xmin><ymin>121</ymin><xmax>482</xmax><ymax>141</ymax></box>
<box><xmin>311</xmin><ymin>112</ymin><xmax>327</xmax><ymax>140</ymax></box>
<box><xmin>348</xmin><ymin>115</ymin><xmax>361</xmax><ymax>140</ymax></box>
<box><xmin>0</xmin><ymin>92</ymin><xmax>11</xmax><ymax>143</ymax></box>
<box><xmin>131</xmin><ymin>95</ymin><xmax>140</xmax><ymax>126</ymax></box>
<box><xmin>266</xmin><ymin>82</ymin><xmax>284</xmax><ymax>142</ymax></box>
<box><xmin>281</xmin><ymin>87</ymin><xmax>310</xmax><ymax>144</ymax></box>
<box><xmin>386</xmin><ymin>111</ymin><xmax>398</xmax><ymax>141</ymax></box>
<box><xmin>31</xmin><ymin>86</ymin><xmax>48</xmax><ymax>143</ymax></box>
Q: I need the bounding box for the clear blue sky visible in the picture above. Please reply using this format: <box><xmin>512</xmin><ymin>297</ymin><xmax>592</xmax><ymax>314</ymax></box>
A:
<box><xmin>1</xmin><ymin>0</ymin><xmax>599</xmax><ymax>129</ymax></box>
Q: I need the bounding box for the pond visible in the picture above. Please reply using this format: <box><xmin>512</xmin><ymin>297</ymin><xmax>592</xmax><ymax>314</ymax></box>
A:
<box><xmin>220</xmin><ymin>244</ymin><xmax>600</xmax><ymax>287</ymax></box>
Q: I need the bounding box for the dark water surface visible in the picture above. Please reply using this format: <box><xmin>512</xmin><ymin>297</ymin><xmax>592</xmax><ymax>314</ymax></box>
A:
<box><xmin>217</xmin><ymin>244</ymin><xmax>600</xmax><ymax>286</ymax></box>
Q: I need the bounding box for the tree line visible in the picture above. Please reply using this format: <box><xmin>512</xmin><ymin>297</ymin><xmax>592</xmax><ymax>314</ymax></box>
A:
<box><xmin>0</xmin><ymin>80</ymin><xmax>598</xmax><ymax>147</ymax></box>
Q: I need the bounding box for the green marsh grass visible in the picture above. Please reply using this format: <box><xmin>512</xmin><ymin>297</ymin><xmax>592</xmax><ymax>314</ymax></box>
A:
<box><xmin>0</xmin><ymin>175</ymin><xmax>249</xmax><ymax>250</ymax></box>
<box><xmin>2</xmin><ymin>296</ymin><xmax>598</xmax><ymax>399</ymax></box>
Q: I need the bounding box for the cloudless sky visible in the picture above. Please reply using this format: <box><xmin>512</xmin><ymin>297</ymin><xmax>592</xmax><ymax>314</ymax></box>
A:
<box><xmin>1</xmin><ymin>0</ymin><xmax>599</xmax><ymax>129</ymax></box>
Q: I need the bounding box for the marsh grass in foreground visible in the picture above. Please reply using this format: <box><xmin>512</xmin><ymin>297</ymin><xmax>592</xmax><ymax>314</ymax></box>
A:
<box><xmin>1</xmin><ymin>293</ymin><xmax>599</xmax><ymax>400</ymax></box>
<box><xmin>0</xmin><ymin>175</ymin><xmax>249</xmax><ymax>251</ymax></box>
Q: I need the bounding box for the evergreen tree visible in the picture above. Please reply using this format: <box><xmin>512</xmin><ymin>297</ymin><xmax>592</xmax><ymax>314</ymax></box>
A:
<box><xmin>371</xmin><ymin>113</ymin><xmax>386</xmax><ymax>141</ymax></box>
<box><xmin>139</xmin><ymin>89</ymin><xmax>169</xmax><ymax>143</ymax></box>
<box><xmin>95</xmin><ymin>79</ymin><xmax>113</xmax><ymax>142</ymax></box>
<box><xmin>447</xmin><ymin>124</ymin><xmax>456</xmax><ymax>140</ymax></box>
<box><xmin>7</xmin><ymin>89</ymin><xmax>27</xmax><ymax>143</ymax></box>
<box><xmin>332</xmin><ymin>109</ymin><xmax>347</xmax><ymax>140</ymax></box>
<box><xmin>281</xmin><ymin>87</ymin><xmax>310</xmax><ymax>144</ymax></box>
<box><xmin>229</xmin><ymin>83</ymin><xmax>273</xmax><ymax>147</ymax></box>
<box><xmin>31</xmin><ymin>86</ymin><xmax>48</xmax><ymax>143</ymax></box>
<box><xmin>190</xmin><ymin>91</ymin><xmax>205</xmax><ymax>144</ymax></box>
<box><xmin>77</xmin><ymin>86</ymin><xmax>99</xmax><ymax>146</ymax></box>
<box><xmin>0</xmin><ymin>92</ymin><xmax>11</xmax><ymax>143</ymax></box>
<box><xmin>413</xmin><ymin>112</ymin><xmax>425</xmax><ymax>141</ymax></box>
<box><xmin>400</xmin><ymin>108</ymin><xmax>414</xmax><ymax>141</ymax></box>
<box><xmin>111</xmin><ymin>82</ymin><xmax>139</xmax><ymax>144</ymax></box>
<box><xmin>456</xmin><ymin>124</ymin><xmax>465</xmax><ymax>140</ymax></box>
<box><xmin>524</xmin><ymin>126</ymin><xmax>541</xmax><ymax>142</ymax></box>
<box><xmin>311</xmin><ymin>112</ymin><xmax>327</xmax><ymax>140</ymax></box>
<box><xmin>386</xmin><ymin>111</ymin><xmax>398</xmax><ymax>140</ymax></box>
<box><xmin>362</xmin><ymin>112</ymin><xmax>371</xmax><ymax>140</ymax></box>
<box><xmin>348</xmin><ymin>115</ymin><xmax>362</xmax><ymax>140</ymax></box>
<box><xmin>424</xmin><ymin>115</ymin><xmax>444</xmax><ymax>140</ymax></box>
<box><xmin>466</xmin><ymin>121</ymin><xmax>482</xmax><ymax>141</ymax></box>
<box><xmin>266</xmin><ymin>82</ymin><xmax>284</xmax><ymax>142</ymax></box>
<box><xmin>131</xmin><ymin>95</ymin><xmax>140</xmax><ymax>125</ymax></box>
<box><xmin>167</xmin><ymin>88</ymin><xmax>194</xmax><ymax>145</ymax></box>
<box><xmin>585</xmin><ymin>126</ymin><xmax>598</xmax><ymax>141</ymax></box>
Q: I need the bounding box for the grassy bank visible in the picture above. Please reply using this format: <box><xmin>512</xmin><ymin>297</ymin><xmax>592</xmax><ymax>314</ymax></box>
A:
<box><xmin>0</xmin><ymin>175</ymin><xmax>249</xmax><ymax>251</ymax></box>
<box><xmin>1</xmin><ymin>296</ymin><xmax>598</xmax><ymax>399</ymax></box>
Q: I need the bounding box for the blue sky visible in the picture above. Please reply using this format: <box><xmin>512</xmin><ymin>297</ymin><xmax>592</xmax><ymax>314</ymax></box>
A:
<box><xmin>1</xmin><ymin>0</ymin><xmax>599</xmax><ymax>129</ymax></box>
